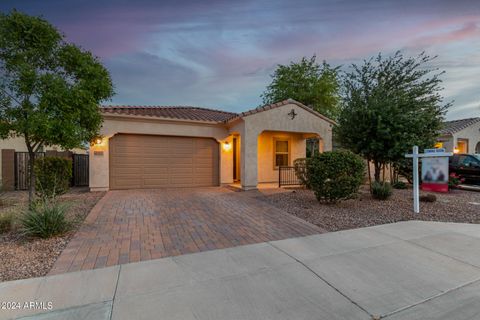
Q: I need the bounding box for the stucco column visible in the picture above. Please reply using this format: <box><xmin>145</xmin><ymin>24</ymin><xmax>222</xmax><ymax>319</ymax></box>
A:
<box><xmin>241</xmin><ymin>129</ymin><xmax>258</xmax><ymax>190</ymax></box>
<box><xmin>89</xmin><ymin>136</ymin><xmax>110</xmax><ymax>191</ymax></box>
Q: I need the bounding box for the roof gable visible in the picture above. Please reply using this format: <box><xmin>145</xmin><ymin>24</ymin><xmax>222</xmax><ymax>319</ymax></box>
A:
<box><xmin>225</xmin><ymin>99</ymin><xmax>336</xmax><ymax>125</ymax></box>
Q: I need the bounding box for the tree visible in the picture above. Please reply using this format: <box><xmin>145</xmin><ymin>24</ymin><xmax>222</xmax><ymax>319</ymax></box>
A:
<box><xmin>336</xmin><ymin>51</ymin><xmax>449</xmax><ymax>183</ymax></box>
<box><xmin>0</xmin><ymin>11</ymin><xmax>114</xmax><ymax>203</ymax></box>
<box><xmin>261</xmin><ymin>56</ymin><xmax>340</xmax><ymax>119</ymax></box>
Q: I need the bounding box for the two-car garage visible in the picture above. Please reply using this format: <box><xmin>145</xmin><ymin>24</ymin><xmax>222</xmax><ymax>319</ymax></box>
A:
<box><xmin>109</xmin><ymin>134</ymin><xmax>219</xmax><ymax>190</ymax></box>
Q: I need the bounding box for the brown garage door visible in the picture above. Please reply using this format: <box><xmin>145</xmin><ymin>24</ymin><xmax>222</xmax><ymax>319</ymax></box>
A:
<box><xmin>109</xmin><ymin>134</ymin><xmax>219</xmax><ymax>189</ymax></box>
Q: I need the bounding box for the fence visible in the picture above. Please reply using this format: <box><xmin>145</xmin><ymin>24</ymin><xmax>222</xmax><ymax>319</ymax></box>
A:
<box><xmin>278</xmin><ymin>166</ymin><xmax>302</xmax><ymax>187</ymax></box>
<box><xmin>14</xmin><ymin>152</ymin><xmax>45</xmax><ymax>191</ymax></box>
<box><xmin>14</xmin><ymin>152</ymin><xmax>89</xmax><ymax>190</ymax></box>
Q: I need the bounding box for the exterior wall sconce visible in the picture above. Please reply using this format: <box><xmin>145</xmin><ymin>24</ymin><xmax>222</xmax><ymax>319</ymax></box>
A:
<box><xmin>223</xmin><ymin>141</ymin><xmax>232</xmax><ymax>151</ymax></box>
<box><xmin>90</xmin><ymin>137</ymin><xmax>103</xmax><ymax>146</ymax></box>
<box><xmin>453</xmin><ymin>147</ymin><xmax>460</xmax><ymax>154</ymax></box>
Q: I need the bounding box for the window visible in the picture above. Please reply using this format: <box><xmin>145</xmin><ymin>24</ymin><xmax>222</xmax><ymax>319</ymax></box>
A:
<box><xmin>274</xmin><ymin>139</ymin><xmax>289</xmax><ymax>168</ymax></box>
<box><xmin>457</xmin><ymin>139</ymin><xmax>468</xmax><ymax>153</ymax></box>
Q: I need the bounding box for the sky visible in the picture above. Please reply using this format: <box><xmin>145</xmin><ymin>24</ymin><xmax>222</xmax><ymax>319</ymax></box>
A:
<box><xmin>1</xmin><ymin>0</ymin><xmax>479</xmax><ymax>120</ymax></box>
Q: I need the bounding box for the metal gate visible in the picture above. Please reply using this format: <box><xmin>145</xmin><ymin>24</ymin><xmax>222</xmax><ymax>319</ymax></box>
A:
<box><xmin>278</xmin><ymin>166</ymin><xmax>302</xmax><ymax>187</ymax></box>
<box><xmin>72</xmin><ymin>154</ymin><xmax>89</xmax><ymax>186</ymax></box>
<box><xmin>14</xmin><ymin>152</ymin><xmax>45</xmax><ymax>190</ymax></box>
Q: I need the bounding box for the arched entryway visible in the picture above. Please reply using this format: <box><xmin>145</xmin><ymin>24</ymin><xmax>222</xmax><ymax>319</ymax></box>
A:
<box><xmin>476</xmin><ymin>141</ymin><xmax>480</xmax><ymax>154</ymax></box>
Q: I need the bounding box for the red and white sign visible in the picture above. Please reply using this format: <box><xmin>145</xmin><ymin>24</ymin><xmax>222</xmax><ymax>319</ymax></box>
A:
<box><xmin>421</xmin><ymin>157</ymin><xmax>449</xmax><ymax>193</ymax></box>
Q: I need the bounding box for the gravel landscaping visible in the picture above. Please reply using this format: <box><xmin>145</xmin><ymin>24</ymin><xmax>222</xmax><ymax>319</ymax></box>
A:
<box><xmin>0</xmin><ymin>189</ymin><xmax>105</xmax><ymax>282</ymax></box>
<box><xmin>258</xmin><ymin>186</ymin><xmax>480</xmax><ymax>232</ymax></box>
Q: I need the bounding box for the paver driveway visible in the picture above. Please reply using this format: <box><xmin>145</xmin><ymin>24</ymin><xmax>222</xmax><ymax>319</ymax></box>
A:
<box><xmin>50</xmin><ymin>188</ymin><xmax>322</xmax><ymax>274</ymax></box>
<box><xmin>5</xmin><ymin>221</ymin><xmax>480</xmax><ymax>320</ymax></box>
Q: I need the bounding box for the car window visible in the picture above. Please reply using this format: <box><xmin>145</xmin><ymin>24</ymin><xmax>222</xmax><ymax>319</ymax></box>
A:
<box><xmin>461</xmin><ymin>156</ymin><xmax>480</xmax><ymax>166</ymax></box>
<box><xmin>457</xmin><ymin>155</ymin><xmax>468</xmax><ymax>165</ymax></box>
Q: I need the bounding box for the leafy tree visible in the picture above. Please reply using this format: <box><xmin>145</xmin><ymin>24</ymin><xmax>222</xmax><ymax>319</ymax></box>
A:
<box><xmin>0</xmin><ymin>11</ymin><xmax>113</xmax><ymax>203</ymax></box>
<box><xmin>336</xmin><ymin>51</ymin><xmax>449</xmax><ymax>183</ymax></box>
<box><xmin>261</xmin><ymin>55</ymin><xmax>340</xmax><ymax>119</ymax></box>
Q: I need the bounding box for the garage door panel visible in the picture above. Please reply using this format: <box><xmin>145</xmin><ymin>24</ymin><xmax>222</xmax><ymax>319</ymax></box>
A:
<box><xmin>142</xmin><ymin>168</ymin><xmax>170</xmax><ymax>175</ymax></box>
<box><xmin>143</xmin><ymin>158</ymin><xmax>171</xmax><ymax>166</ymax></box>
<box><xmin>143</xmin><ymin>179</ymin><xmax>169</xmax><ymax>187</ymax></box>
<box><xmin>112</xmin><ymin>157</ymin><xmax>144</xmax><ymax>166</ymax></box>
<box><xmin>110</xmin><ymin>134</ymin><xmax>219</xmax><ymax>189</ymax></box>
<box><xmin>114</xmin><ymin>178</ymin><xmax>142</xmax><ymax>188</ymax></box>
<box><xmin>111</xmin><ymin>167</ymin><xmax>142</xmax><ymax>175</ymax></box>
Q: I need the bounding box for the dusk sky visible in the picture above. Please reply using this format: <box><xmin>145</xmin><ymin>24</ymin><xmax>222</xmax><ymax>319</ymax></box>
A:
<box><xmin>1</xmin><ymin>0</ymin><xmax>479</xmax><ymax>120</ymax></box>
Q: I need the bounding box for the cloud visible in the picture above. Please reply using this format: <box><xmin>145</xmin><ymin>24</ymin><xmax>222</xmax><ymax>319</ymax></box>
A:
<box><xmin>1</xmin><ymin>0</ymin><xmax>480</xmax><ymax>118</ymax></box>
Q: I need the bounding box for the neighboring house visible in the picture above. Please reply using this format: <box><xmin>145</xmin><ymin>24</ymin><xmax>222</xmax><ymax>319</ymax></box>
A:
<box><xmin>89</xmin><ymin>99</ymin><xmax>334</xmax><ymax>191</ymax></box>
<box><xmin>0</xmin><ymin>137</ymin><xmax>87</xmax><ymax>190</ymax></box>
<box><xmin>437</xmin><ymin>117</ymin><xmax>480</xmax><ymax>154</ymax></box>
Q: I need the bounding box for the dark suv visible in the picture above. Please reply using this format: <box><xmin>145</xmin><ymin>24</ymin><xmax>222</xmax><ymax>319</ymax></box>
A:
<box><xmin>449</xmin><ymin>154</ymin><xmax>480</xmax><ymax>184</ymax></box>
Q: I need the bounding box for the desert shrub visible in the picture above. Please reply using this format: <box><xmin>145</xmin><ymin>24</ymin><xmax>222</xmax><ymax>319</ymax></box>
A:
<box><xmin>34</xmin><ymin>157</ymin><xmax>72</xmax><ymax>199</ymax></box>
<box><xmin>420</xmin><ymin>194</ymin><xmax>437</xmax><ymax>202</ymax></box>
<box><xmin>20</xmin><ymin>202</ymin><xmax>72</xmax><ymax>238</ymax></box>
<box><xmin>392</xmin><ymin>181</ymin><xmax>407</xmax><ymax>189</ymax></box>
<box><xmin>306</xmin><ymin>150</ymin><xmax>365</xmax><ymax>203</ymax></box>
<box><xmin>293</xmin><ymin>158</ymin><xmax>309</xmax><ymax>188</ymax></box>
<box><xmin>371</xmin><ymin>182</ymin><xmax>393</xmax><ymax>200</ymax></box>
<box><xmin>0</xmin><ymin>212</ymin><xmax>14</xmax><ymax>233</ymax></box>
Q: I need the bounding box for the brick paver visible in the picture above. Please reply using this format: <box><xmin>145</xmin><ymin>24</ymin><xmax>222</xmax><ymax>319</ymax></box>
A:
<box><xmin>50</xmin><ymin>188</ymin><xmax>322</xmax><ymax>274</ymax></box>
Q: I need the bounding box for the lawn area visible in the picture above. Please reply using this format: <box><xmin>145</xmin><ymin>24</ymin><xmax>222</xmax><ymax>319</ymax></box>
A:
<box><xmin>0</xmin><ymin>189</ymin><xmax>105</xmax><ymax>282</ymax></box>
<box><xmin>259</xmin><ymin>186</ymin><xmax>480</xmax><ymax>232</ymax></box>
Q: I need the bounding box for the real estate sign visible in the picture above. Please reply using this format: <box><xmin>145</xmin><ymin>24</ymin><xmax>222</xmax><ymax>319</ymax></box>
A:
<box><xmin>421</xmin><ymin>148</ymin><xmax>449</xmax><ymax>193</ymax></box>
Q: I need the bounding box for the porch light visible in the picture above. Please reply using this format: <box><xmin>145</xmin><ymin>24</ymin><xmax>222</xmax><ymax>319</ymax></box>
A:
<box><xmin>223</xmin><ymin>141</ymin><xmax>232</xmax><ymax>151</ymax></box>
<box><xmin>91</xmin><ymin>137</ymin><xmax>103</xmax><ymax>146</ymax></box>
<box><xmin>453</xmin><ymin>147</ymin><xmax>460</xmax><ymax>154</ymax></box>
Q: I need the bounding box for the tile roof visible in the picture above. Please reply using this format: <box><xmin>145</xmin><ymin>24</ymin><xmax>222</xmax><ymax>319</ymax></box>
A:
<box><xmin>101</xmin><ymin>105</ymin><xmax>238</xmax><ymax>123</ymax></box>
<box><xmin>101</xmin><ymin>99</ymin><xmax>335</xmax><ymax>125</ymax></box>
<box><xmin>440</xmin><ymin>117</ymin><xmax>480</xmax><ymax>135</ymax></box>
<box><xmin>225</xmin><ymin>98</ymin><xmax>336</xmax><ymax>124</ymax></box>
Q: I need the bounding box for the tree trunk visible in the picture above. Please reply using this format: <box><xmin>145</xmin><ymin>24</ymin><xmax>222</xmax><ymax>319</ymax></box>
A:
<box><xmin>28</xmin><ymin>150</ymin><xmax>36</xmax><ymax>206</ymax></box>
<box><xmin>367</xmin><ymin>159</ymin><xmax>372</xmax><ymax>193</ymax></box>
<box><xmin>373</xmin><ymin>161</ymin><xmax>381</xmax><ymax>182</ymax></box>
<box><xmin>382</xmin><ymin>164</ymin><xmax>386</xmax><ymax>182</ymax></box>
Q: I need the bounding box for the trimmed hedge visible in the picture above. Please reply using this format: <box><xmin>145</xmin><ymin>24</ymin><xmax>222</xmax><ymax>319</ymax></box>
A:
<box><xmin>306</xmin><ymin>150</ymin><xmax>365</xmax><ymax>203</ymax></box>
<box><xmin>34</xmin><ymin>156</ymin><xmax>72</xmax><ymax>198</ymax></box>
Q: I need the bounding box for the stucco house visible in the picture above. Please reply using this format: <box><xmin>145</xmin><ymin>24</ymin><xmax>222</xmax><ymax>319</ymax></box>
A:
<box><xmin>89</xmin><ymin>99</ymin><xmax>334</xmax><ymax>191</ymax></box>
<box><xmin>436</xmin><ymin>117</ymin><xmax>480</xmax><ymax>154</ymax></box>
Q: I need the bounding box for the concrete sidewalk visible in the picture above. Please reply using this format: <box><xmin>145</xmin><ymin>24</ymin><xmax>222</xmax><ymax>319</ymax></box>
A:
<box><xmin>2</xmin><ymin>221</ymin><xmax>480</xmax><ymax>320</ymax></box>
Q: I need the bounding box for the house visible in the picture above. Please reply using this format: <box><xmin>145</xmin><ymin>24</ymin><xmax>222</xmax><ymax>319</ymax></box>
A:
<box><xmin>89</xmin><ymin>99</ymin><xmax>334</xmax><ymax>191</ymax></box>
<box><xmin>436</xmin><ymin>117</ymin><xmax>480</xmax><ymax>154</ymax></box>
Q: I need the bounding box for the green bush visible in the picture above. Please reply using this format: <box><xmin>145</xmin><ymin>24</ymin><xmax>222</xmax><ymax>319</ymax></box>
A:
<box><xmin>0</xmin><ymin>212</ymin><xmax>14</xmax><ymax>233</ymax></box>
<box><xmin>372</xmin><ymin>182</ymin><xmax>393</xmax><ymax>200</ymax></box>
<box><xmin>306</xmin><ymin>150</ymin><xmax>365</xmax><ymax>203</ymax></box>
<box><xmin>392</xmin><ymin>181</ymin><xmax>407</xmax><ymax>189</ymax></box>
<box><xmin>34</xmin><ymin>157</ymin><xmax>72</xmax><ymax>198</ymax></box>
<box><xmin>20</xmin><ymin>202</ymin><xmax>72</xmax><ymax>238</ymax></box>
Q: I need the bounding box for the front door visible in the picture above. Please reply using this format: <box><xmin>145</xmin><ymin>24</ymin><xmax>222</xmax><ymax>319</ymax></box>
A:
<box><xmin>233</xmin><ymin>137</ymin><xmax>240</xmax><ymax>182</ymax></box>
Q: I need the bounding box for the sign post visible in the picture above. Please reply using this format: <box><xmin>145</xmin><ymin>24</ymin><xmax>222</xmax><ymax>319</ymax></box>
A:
<box><xmin>405</xmin><ymin>146</ymin><xmax>453</xmax><ymax>214</ymax></box>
